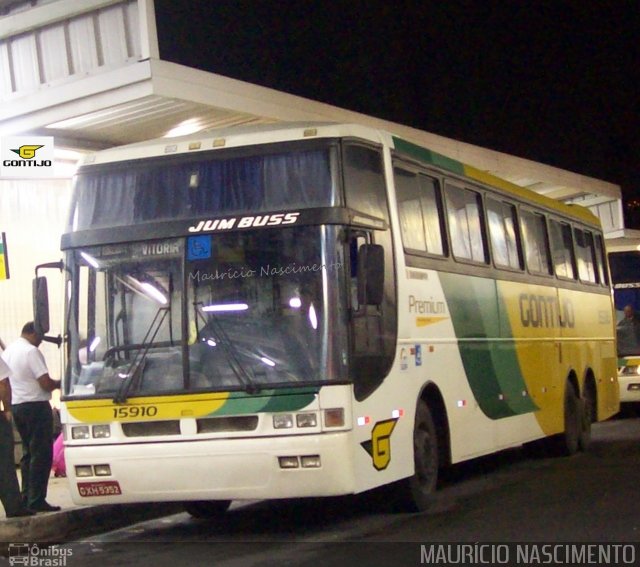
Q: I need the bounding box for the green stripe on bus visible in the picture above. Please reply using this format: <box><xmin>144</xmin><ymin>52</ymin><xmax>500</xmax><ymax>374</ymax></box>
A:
<box><xmin>392</xmin><ymin>137</ymin><xmax>465</xmax><ymax>175</ymax></box>
<box><xmin>207</xmin><ymin>388</ymin><xmax>318</xmax><ymax>416</ymax></box>
<box><xmin>440</xmin><ymin>273</ymin><xmax>538</xmax><ymax>419</ymax></box>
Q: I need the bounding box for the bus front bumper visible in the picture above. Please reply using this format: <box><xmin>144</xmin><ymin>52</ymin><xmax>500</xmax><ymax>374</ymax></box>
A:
<box><xmin>65</xmin><ymin>431</ymin><xmax>356</xmax><ymax>505</ymax></box>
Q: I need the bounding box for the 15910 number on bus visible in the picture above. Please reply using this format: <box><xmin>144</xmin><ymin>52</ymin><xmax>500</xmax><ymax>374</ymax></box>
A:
<box><xmin>112</xmin><ymin>405</ymin><xmax>158</xmax><ymax>419</ymax></box>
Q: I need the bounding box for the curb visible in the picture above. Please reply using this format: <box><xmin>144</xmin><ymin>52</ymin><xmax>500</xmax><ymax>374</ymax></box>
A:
<box><xmin>0</xmin><ymin>502</ymin><xmax>183</xmax><ymax>546</ymax></box>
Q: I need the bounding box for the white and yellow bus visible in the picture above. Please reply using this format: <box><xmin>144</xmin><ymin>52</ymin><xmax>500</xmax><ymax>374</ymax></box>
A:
<box><xmin>35</xmin><ymin>123</ymin><xmax>619</xmax><ymax>516</ymax></box>
<box><xmin>609</xmin><ymin>250</ymin><xmax>640</xmax><ymax>406</ymax></box>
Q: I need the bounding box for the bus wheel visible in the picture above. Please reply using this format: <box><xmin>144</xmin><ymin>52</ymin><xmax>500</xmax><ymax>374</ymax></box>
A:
<box><xmin>396</xmin><ymin>400</ymin><xmax>439</xmax><ymax>512</ymax></box>
<box><xmin>559</xmin><ymin>381</ymin><xmax>581</xmax><ymax>456</ymax></box>
<box><xmin>184</xmin><ymin>500</ymin><xmax>231</xmax><ymax>519</ymax></box>
<box><xmin>578</xmin><ymin>384</ymin><xmax>595</xmax><ymax>451</ymax></box>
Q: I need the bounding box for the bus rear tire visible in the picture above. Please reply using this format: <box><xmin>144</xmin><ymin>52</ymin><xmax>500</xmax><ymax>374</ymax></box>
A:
<box><xmin>578</xmin><ymin>382</ymin><xmax>595</xmax><ymax>451</ymax></box>
<box><xmin>556</xmin><ymin>380</ymin><xmax>582</xmax><ymax>456</ymax></box>
<box><xmin>395</xmin><ymin>400</ymin><xmax>439</xmax><ymax>512</ymax></box>
<box><xmin>184</xmin><ymin>500</ymin><xmax>231</xmax><ymax>519</ymax></box>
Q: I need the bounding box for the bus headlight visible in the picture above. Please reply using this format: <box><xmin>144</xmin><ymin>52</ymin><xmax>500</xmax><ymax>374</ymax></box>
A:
<box><xmin>278</xmin><ymin>456</ymin><xmax>299</xmax><ymax>468</ymax></box>
<box><xmin>92</xmin><ymin>425</ymin><xmax>111</xmax><ymax>438</ymax></box>
<box><xmin>296</xmin><ymin>412</ymin><xmax>317</xmax><ymax>428</ymax></box>
<box><xmin>273</xmin><ymin>414</ymin><xmax>294</xmax><ymax>429</ymax></box>
<box><xmin>301</xmin><ymin>455</ymin><xmax>321</xmax><ymax>468</ymax></box>
<box><xmin>71</xmin><ymin>426</ymin><xmax>90</xmax><ymax>440</ymax></box>
<box><xmin>94</xmin><ymin>464</ymin><xmax>112</xmax><ymax>476</ymax></box>
<box><xmin>75</xmin><ymin>465</ymin><xmax>93</xmax><ymax>477</ymax></box>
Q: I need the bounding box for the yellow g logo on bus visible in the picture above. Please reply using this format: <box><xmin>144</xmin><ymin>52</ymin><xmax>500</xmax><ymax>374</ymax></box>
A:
<box><xmin>11</xmin><ymin>144</ymin><xmax>43</xmax><ymax>159</ymax></box>
<box><xmin>361</xmin><ymin>418</ymin><xmax>398</xmax><ymax>471</ymax></box>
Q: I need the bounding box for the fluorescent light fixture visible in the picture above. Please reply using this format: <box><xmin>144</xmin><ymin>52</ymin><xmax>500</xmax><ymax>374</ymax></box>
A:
<box><xmin>88</xmin><ymin>336</ymin><xmax>101</xmax><ymax>352</ymax></box>
<box><xmin>289</xmin><ymin>297</ymin><xmax>302</xmax><ymax>308</ymax></box>
<box><xmin>308</xmin><ymin>304</ymin><xmax>318</xmax><ymax>329</ymax></box>
<box><xmin>164</xmin><ymin>119</ymin><xmax>203</xmax><ymax>138</ymax></box>
<box><xmin>260</xmin><ymin>356</ymin><xmax>276</xmax><ymax>367</ymax></box>
<box><xmin>80</xmin><ymin>252</ymin><xmax>100</xmax><ymax>268</ymax></box>
<box><xmin>141</xmin><ymin>282</ymin><xmax>167</xmax><ymax>304</ymax></box>
<box><xmin>202</xmin><ymin>303</ymin><xmax>249</xmax><ymax>312</ymax></box>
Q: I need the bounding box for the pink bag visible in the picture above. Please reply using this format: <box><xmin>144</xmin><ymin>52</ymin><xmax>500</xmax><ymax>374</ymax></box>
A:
<box><xmin>52</xmin><ymin>433</ymin><xmax>66</xmax><ymax>477</ymax></box>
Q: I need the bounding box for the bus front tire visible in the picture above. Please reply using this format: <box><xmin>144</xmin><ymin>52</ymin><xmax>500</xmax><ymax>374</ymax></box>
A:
<box><xmin>184</xmin><ymin>500</ymin><xmax>231</xmax><ymax>519</ymax></box>
<box><xmin>396</xmin><ymin>400</ymin><xmax>439</xmax><ymax>512</ymax></box>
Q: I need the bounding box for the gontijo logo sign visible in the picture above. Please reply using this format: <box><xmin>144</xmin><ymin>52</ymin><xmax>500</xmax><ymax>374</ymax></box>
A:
<box><xmin>1</xmin><ymin>136</ymin><xmax>54</xmax><ymax>178</ymax></box>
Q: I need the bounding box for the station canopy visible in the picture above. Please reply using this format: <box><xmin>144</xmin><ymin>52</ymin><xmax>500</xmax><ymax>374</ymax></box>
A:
<box><xmin>1</xmin><ymin>0</ymin><xmax>637</xmax><ymax>249</ymax></box>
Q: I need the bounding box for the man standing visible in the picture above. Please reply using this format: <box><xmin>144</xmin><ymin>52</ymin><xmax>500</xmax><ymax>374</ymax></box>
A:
<box><xmin>1</xmin><ymin>322</ymin><xmax>61</xmax><ymax>512</ymax></box>
<box><xmin>617</xmin><ymin>304</ymin><xmax>640</xmax><ymax>356</ymax></box>
<box><xmin>0</xmin><ymin>356</ymin><xmax>34</xmax><ymax>517</ymax></box>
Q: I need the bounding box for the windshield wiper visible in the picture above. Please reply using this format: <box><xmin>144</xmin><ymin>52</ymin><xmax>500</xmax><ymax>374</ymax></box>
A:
<box><xmin>194</xmin><ymin>303</ymin><xmax>259</xmax><ymax>393</ymax></box>
<box><xmin>113</xmin><ymin>307</ymin><xmax>170</xmax><ymax>404</ymax></box>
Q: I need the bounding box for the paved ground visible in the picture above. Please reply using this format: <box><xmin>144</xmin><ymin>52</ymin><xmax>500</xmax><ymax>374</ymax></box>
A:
<box><xmin>0</xmin><ymin>473</ymin><xmax>180</xmax><ymax>545</ymax></box>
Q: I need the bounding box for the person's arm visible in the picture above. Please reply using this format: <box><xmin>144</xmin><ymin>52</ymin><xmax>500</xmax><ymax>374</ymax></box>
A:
<box><xmin>0</xmin><ymin>378</ymin><xmax>12</xmax><ymax>420</ymax></box>
<box><xmin>29</xmin><ymin>348</ymin><xmax>60</xmax><ymax>392</ymax></box>
<box><xmin>37</xmin><ymin>373</ymin><xmax>60</xmax><ymax>392</ymax></box>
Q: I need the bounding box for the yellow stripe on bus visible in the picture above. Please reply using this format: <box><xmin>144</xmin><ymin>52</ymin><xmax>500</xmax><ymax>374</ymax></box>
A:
<box><xmin>66</xmin><ymin>391</ymin><xmax>231</xmax><ymax>422</ymax></box>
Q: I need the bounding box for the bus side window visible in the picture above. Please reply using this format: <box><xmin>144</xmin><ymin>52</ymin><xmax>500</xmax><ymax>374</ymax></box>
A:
<box><xmin>343</xmin><ymin>144</ymin><xmax>388</xmax><ymax>222</ymax></box>
<box><xmin>445</xmin><ymin>184</ymin><xmax>487</xmax><ymax>263</ymax></box>
<box><xmin>520</xmin><ymin>210</ymin><xmax>552</xmax><ymax>275</ymax></box>
<box><xmin>549</xmin><ymin>219</ymin><xmax>577</xmax><ymax>280</ymax></box>
<box><xmin>574</xmin><ymin>228</ymin><xmax>597</xmax><ymax>283</ymax></box>
<box><xmin>394</xmin><ymin>166</ymin><xmax>445</xmax><ymax>256</ymax></box>
<box><xmin>486</xmin><ymin>198</ymin><xmax>523</xmax><ymax>270</ymax></box>
<box><xmin>594</xmin><ymin>234</ymin><xmax>609</xmax><ymax>286</ymax></box>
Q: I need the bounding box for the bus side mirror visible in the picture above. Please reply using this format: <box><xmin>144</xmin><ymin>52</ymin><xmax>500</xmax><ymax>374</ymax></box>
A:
<box><xmin>33</xmin><ymin>260</ymin><xmax>64</xmax><ymax>347</ymax></box>
<box><xmin>357</xmin><ymin>244</ymin><xmax>384</xmax><ymax>306</ymax></box>
<box><xmin>33</xmin><ymin>276</ymin><xmax>51</xmax><ymax>335</ymax></box>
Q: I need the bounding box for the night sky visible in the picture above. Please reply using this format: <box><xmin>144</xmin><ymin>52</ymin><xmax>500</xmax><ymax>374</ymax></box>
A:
<box><xmin>156</xmin><ymin>1</ymin><xmax>639</xmax><ymax>226</ymax></box>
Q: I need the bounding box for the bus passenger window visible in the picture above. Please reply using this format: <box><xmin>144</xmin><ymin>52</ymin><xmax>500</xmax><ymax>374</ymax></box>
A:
<box><xmin>343</xmin><ymin>144</ymin><xmax>388</xmax><ymax>221</ymax></box>
<box><xmin>394</xmin><ymin>168</ymin><xmax>444</xmax><ymax>255</ymax></box>
<box><xmin>574</xmin><ymin>228</ymin><xmax>597</xmax><ymax>283</ymax></box>
<box><xmin>445</xmin><ymin>185</ymin><xmax>486</xmax><ymax>263</ymax></box>
<box><xmin>487</xmin><ymin>198</ymin><xmax>522</xmax><ymax>270</ymax></box>
<box><xmin>549</xmin><ymin>220</ymin><xmax>576</xmax><ymax>280</ymax></box>
<box><xmin>520</xmin><ymin>210</ymin><xmax>552</xmax><ymax>275</ymax></box>
<box><xmin>594</xmin><ymin>234</ymin><xmax>609</xmax><ymax>285</ymax></box>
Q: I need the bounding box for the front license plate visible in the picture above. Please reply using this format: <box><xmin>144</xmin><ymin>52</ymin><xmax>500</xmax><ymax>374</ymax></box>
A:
<box><xmin>77</xmin><ymin>480</ymin><xmax>122</xmax><ymax>497</ymax></box>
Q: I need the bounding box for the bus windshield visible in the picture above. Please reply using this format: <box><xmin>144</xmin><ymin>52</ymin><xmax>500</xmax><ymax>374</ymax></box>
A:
<box><xmin>66</xmin><ymin>225</ymin><xmax>348</xmax><ymax>399</ymax></box>
<box><xmin>610</xmin><ymin>251</ymin><xmax>640</xmax><ymax>356</ymax></box>
<box><xmin>67</xmin><ymin>145</ymin><xmax>338</xmax><ymax>232</ymax></box>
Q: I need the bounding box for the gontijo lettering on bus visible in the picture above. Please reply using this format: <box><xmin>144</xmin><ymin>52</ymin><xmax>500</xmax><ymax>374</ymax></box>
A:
<box><xmin>518</xmin><ymin>293</ymin><xmax>575</xmax><ymax>328</ymax></box>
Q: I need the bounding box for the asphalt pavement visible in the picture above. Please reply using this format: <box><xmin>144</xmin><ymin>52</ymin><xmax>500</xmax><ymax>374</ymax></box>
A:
<box><xmin>0</xmin><ymin>473</ymin><xmax>181</xmax><ymax>544</ymax></box>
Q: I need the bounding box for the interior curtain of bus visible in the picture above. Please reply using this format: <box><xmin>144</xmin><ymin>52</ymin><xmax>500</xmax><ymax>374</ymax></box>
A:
<box><xmin>68</xmin><ymin>148</ymin><xmax>336</xmax><ymax>231</ymax></box>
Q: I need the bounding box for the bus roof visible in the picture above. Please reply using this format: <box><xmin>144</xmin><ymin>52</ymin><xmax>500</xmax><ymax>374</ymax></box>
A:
<box><xmin>80</xmin><ymin>121</ymin><xmax>600</xmax><ymax>228</ymax></box>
